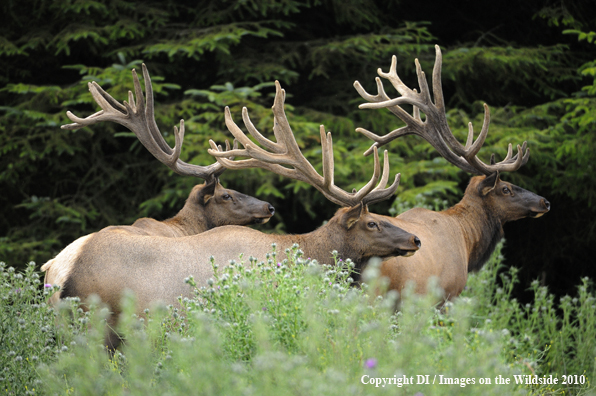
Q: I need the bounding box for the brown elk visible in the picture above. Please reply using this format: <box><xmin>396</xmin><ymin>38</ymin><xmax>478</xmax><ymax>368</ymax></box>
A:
<box><xmin>42</xmin><ymin>65</ymin><xmax>274</xmax><ymax>302</ymax></box>
<box><xmin>353</xmin><ymin>45</ymin><xmax>550</xmax><ymax>298</ymax></box>
<box><xmin>55</xmin><ymin>81</ymin><xmax>420</xmax><ymax>348</ymax></box>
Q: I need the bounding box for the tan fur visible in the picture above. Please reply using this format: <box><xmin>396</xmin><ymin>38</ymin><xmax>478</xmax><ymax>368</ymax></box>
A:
<box><xmin>41</xmin><ymin>234</ymin><xmax>94</xmax><ymax>304</ymax></box>
<box><xmin>382</xmin><ymin>209</ymin><xmax>473</xmax><ymax>298</ymax></box>
<box><xmin>130</xmin><ymin>218</ymin><xmax>183</xmax><ymax>237</ymax></box>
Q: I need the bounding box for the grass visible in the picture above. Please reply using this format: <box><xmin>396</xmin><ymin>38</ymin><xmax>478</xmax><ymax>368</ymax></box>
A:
<box><xmin>1</xmin><ymin>242</ymin><xmax>595</xmax><ymax>395</ymax></box>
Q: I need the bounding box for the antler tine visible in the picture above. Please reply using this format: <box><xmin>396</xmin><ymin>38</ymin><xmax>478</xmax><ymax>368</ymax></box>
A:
<box><xmin>353</xmin><ymin>73</ymin><xmax>392</xmax><ymax>103</ymax></box>
<box><xmin>208</xmin><ymin>139</ymin><xmax>297</xmax><ymax>178</ymax></box>
<box><xmin>209</xmin><ymin>81</ymin><xmax>399</xmax><ymax>207</ymax></box>
<box><xmin>380</xmin><ymin>55</ymin><xmax>419</xmax><ymax>100</ymax></box>
<box><xmin>224</xmin><ymin>107</ymin><xmax>256</xmax><ymax>149</ymax></box>
<box><xmin>362</xmin><ymin>150</ymin><xmax>401</xmax><ymax>206</ymax></box>
<box><xmin>61</xmin><ymin>81</ymin><xmax>125</xmax><ymax>129</ymax></box>
<box><xmin>354</xmin><ymin>78</ymin><xmax>422</xmax><ymax>157</ymax></box>
<box><xmin>270</xmin><ymin>82</ymin><xmax>308</xmax><ymax>163</ymax></box>
<box><xmin>375</xmin><ymin>149</ymin><xmax>391</xmax><ymax>190</ymax></box>
<box><xmin>448</xmin><ymin>104</ymin><xmax>531</xmax><ymax>175</ymax></box>
<box><xmin>355</xmin><ymin>44</ymin><xmax>531</xmax><ymax>176</ymax></box>
<box><xmin>138</xmin><ymin>64</ymin><xmax>173</xmax><ymax>155</ymax></box>
<box><xmin>503</xmin><ymin>143</ymin><xmax>514</xmax><ymax>162</ymax></box>
<box><xmin>459</xmin><ymin>104</ymin><xmax>491</xmax><ymax>158</ymax></box>
<box><xmin>355</xmin><ymin>79</ymin><xmax>426</xmax><ymax>114</ymax></box>
<box><xmin>353</xmin><ymin>87</ymin><xmax>425</xmax><ymax>157</ymax></box>
<box><xmin>319</xmin><ymin>127</ymin><xmax>381</xmax><ymax>206</ymax></box>
<box><xmin>414</xmin><ymin>59</ymin><xmax>433</xmax><ymax>106</ymax></box>
<box><xmin>61</xmin><ymin>63</ymin><xmax>227</xmax><ymax>180</ymax></box>
<box><xmin>467</xmin><ymin>142</ymin><xmax>530</xmax><ymax>175</ymax></box>
<box><xmin>222</xmin><ymin>106</ymin><xmax>298</xmax><ymax>167</ymax></box>
<box><xmin>431</xmin><ymin>45</ymin><xmax>446</xmax><ymax>111</ymax></box>
<box><xmin>355</xmin><ymin>125</ymin><xmax>412</xmax><ymax>157</ymax></box>
<box><xmin>412</xmin><ymin>93</ymin><xmax>421</xmax><ymax>121</ymax></box>
<box><xmin>320</xmin><ymin>127</ymin><xmax>335</xmax><ymax>190</ymax></box>
<box><xmin>210</xmin><ymin>140</ymin><xmax>237</xmax><ymax>179</ymax></box>
<box><xmin>241</xmin><ymin>107</ymin><xmax>279</xmax><ymax>152</ymax></box>
<box><xmin>218</xmin><ymin>82</ymin><xmax>298</xmax><ymax>165</ymax></box>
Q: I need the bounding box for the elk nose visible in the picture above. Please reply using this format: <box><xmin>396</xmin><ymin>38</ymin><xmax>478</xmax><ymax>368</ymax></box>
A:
<box><xmin>412</xmin><ymin>236</ymin><xmax>421</xmax><ymax>249</ymax></box>
<box><xmin>542</xmin><ymin>199</ymin><xmax>551</xmax><ymax>211</ymax></box>
<box><xmin>267</xmin><ymin>204</ymin><xmax>275</xmax><ymax>215</ymax></box>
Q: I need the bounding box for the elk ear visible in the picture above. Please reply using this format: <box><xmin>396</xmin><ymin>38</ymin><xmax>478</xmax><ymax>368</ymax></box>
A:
<box><xmin>342</xmin><ymin>202</ymin><xmax>364</xmax><ymax>230</ymax></box>
<box><xmin>197</xmin><ymin>178</ymin><xmax>218</xmax><ymax>205</ymax></box>
<box><xmin>478</xmin><ymin>171</ymin><xmax>500</xmax><ymax>196</ymax></box>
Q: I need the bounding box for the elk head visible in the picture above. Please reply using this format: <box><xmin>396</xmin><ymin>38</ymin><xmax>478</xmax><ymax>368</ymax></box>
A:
<box><xmin>472</xmin><ymin>172</ymin><xmax>550</xmax><ymax>221</ymax></box>
<box><xmin>186</xmin><ymin>178</ymin><xmax>275</xmax><ymax>225</ymax></box>
<box><xmin>337</xmin><ymin>203</ymin><xmax>421</xmax><ymax>259</ymax></box>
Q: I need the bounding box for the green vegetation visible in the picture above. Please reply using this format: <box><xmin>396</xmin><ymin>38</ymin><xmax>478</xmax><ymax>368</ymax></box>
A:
<box><xmin>1</xmin><ymin>243</ymin><xmax>595</xmax><ymax>395</ymax></box>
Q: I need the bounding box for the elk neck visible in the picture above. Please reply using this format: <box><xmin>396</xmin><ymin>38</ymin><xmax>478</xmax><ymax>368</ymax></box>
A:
<box><xmin>162</xmin><ymin>203</ymin><xmax>211</xmax><ymax>236</ymax></box>
<box><xmin>442</xmin><ymin>191</ymin><xmax>504</xmax><ymax>272</ymax></box>
<box><xmin>273</xmin><ymin>217</ymin><xmax>356</xmax><ymax>267</ymax></box>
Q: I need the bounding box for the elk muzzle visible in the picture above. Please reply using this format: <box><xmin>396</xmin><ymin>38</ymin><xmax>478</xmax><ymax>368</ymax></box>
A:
<box><xmin>252</xmin><ymin>203</ymin><xmax>276</xmax><ymax>224</ymax></box>
<box><xmin>391</xmin><ymin>233</ymin><xmax>421</xmax><ymax>258</ymax></box>
<box><xmin>529</xmin><ymin>198</ymin><xmax>550</xmax><ymax>218</ymax></box>
<box><xmin>397</xmin><ymin>235</ymin><xmax>421</xmax><ymax>257</ymax></box>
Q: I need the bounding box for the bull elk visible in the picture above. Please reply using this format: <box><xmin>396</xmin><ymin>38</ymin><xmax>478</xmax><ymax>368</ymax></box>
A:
<box><xmin>61</xmin><ymin>64</ymin><xmax>276</xmax><ymax>236</ymax></box>
<box><xmin>353</xmin><ymin>45</ymin><xmax>550</xmax><ymax>298</ymax></box>
<box><xmin>42</xmin><ymin>65</ymin><xmax>275</xmax><ymax>302</ymax></box>
<box><xmin>53</xmin><ymin>81</ymin><xmax>420</xmax><ymax>349</ymax></box>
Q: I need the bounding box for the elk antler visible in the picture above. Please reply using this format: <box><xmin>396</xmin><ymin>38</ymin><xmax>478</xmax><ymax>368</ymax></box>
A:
<box><xmin>61</xmin><ymin>64</ymin><xmax>235</xmax><ymax>180</ymax></box>
<box><xmin>208</xmin><ymin>80</ymin><xmax>400</xmax><ymax>207</ymax></box>
<box><xmin>353</xmin><ymin>45</ymin><xmax>530</xmax><ymax>176</ymax></box>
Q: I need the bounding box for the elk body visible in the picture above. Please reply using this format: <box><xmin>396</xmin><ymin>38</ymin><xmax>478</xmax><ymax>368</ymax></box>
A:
<box><xmin>51</xmin><ymin>80</ymin><xmax>421</xmax><ymax>349</ymax></box>
<box><xmin>354</xmin><ymin>46</ymin><xmax>550</xmax><ymax>298</ymax></box>
<box><xmin>383</xmin><ymin>174</ymin><xmax>549</xmax><ymax>297</ymax></box>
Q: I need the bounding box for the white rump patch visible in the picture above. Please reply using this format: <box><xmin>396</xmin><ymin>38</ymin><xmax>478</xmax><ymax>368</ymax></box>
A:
<box><xmin>42</xmin><ymin>234</ymin><xmax>92</xmax><ymax>304</ymax></box>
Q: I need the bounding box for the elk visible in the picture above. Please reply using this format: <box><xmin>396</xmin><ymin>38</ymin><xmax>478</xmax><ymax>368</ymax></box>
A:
<box><xmin>42</xmin><ymin>64</ymin><xmax>274</xmax><ymax>302</ymax></box>
<box><xmin>60</xmin><ymin>64</ymin><xmax>276</xmax><ymax>236</ymax></box>
<box><xmin>54</xmin><ymin>81</ymin><xmax>421</xmax><ymax>349</ymax></box>
<box><xmin>353</xmin><ymin>45</ymin><xmax>550</xmax><ymax>298</ymax></box>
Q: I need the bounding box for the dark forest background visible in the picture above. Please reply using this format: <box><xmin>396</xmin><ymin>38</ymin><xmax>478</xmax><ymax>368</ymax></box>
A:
<box><xmin>1</xmin><ymin>0</ymin><xmax>594</xmax><ymax>300</ymax></box>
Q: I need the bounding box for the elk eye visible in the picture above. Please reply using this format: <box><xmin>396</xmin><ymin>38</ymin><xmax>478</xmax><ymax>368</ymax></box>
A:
<box><xmin>222</xmin><ymin>194</ymin><xmax>232</xmax><ymax>200</ymax></box>
<box><xmin>367</xmin><ymin>222</ymin><xmax>378</xmax><ymax>229</ymax></box>
<box><xmin>502</xmin><ymin>187</ymin><xmax>511</xmax><ymax>194</ymax></box>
